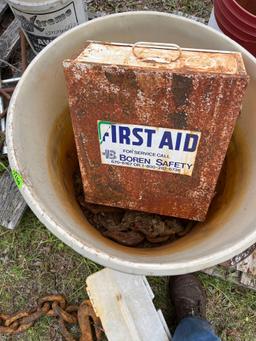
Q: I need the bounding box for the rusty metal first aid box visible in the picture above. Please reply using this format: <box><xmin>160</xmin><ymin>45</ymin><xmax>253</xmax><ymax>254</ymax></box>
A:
<box><xmin>63</xmin><ymin>41</ymin><xmax>249</xmax><ymax>221</ymax></box>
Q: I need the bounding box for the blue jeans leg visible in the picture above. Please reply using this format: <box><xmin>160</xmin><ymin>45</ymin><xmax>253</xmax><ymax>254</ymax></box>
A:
<box><xmin>173</xmin><ymin>316</ymin><xmax>221</xmax><ymax>341</ymax></box>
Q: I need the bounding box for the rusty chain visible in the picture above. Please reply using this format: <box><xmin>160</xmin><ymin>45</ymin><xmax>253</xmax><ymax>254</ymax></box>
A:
<box><xmin>0</xmin><ymin>294</ymin><xmax>103</xmax><ymax>340</ymax></box>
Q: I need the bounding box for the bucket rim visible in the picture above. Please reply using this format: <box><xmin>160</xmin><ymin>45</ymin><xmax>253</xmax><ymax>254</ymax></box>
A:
<box><xmin>215</xmin><ymin>0</ymin><xmax>256</xmax><ymax>33</ymax></box>
<box><xmin>214</xmin><ymin>0</ymin><xmax>256</xmax><ymax>25</ymax></box>
<box><xmin>215</xmin><ymin>4</ymin><xmax>256</xmax><ymax>42</ymax></box>
<box><xmin>231</xmin><ymin>0</ymin><xmax>256</xmax><ymax>19</ymax></box>
<box><xmin>6</xmin><ymin>11</ymin><xmax>256</xmax><ymax>275</ymax></box>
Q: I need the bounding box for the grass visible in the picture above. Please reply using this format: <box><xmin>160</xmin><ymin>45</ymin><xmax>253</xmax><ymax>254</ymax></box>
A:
<box><xmin>199</xmin><ymin>274</ymin><xmax>256</xmax><ymax>341</ymax></box>
<box><xmin>1</xmin><ymin>1</ymin><xmax>256</xmax><ymax>340</ymax></box>
<box><xmin>0</xmin><ymin>210</ymin><xmax>102</xmax><ymax>340</ymax></box>
<box><xmin>0</xmin><ymin>209</ymin><xmax>256</xmax><ymax>340</ymax></box>
<box><xmin>88</xmin><ymin>0</ymin><xmax>212</xmax><ymax>20</ymax></box>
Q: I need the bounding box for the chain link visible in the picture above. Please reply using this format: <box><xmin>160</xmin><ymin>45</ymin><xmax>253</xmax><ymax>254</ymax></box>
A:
<box><xmin>0</xmin><ymin>295</ymin><xmax>103</xmax><ymax>340</ymax></box>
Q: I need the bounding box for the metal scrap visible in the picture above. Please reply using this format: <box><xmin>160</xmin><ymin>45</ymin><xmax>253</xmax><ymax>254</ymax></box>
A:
<box><xmin>20</xmin><ymin>29</ymin><xmax>27</xmax><ymax>72</ymax></box>
<box><xmin>221</xmin><ymin>243</ymin><xmax>256</xmax><ymax>267</ymax></box>
<box><xmin>0</xmin><ymin>294</ymin><xmax>103</xmax><ymax>340</ymax></box>
<box><xmin>0</xmin><ymin>21</ymin><xmax>27</xmax><ymax>155</ymax></box>
<box><xmin>74</xmin><ymin>170</ymin><xmax>194</xmax><ymax>247</ymax></box>
<box><xmin>64</xmin><ymin>41</ymin><xmax>249</xmax><ymax>221</ymax></box>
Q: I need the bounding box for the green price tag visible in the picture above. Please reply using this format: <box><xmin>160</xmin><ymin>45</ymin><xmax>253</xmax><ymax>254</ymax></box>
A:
<box><xmin>11</xmin><ymin>170</ymin><xmax>23</xmax><ymax>189</ymax></box>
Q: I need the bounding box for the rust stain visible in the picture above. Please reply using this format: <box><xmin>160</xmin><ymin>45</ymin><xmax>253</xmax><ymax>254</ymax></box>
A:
<box><xmin>172</xmin><ymin>74</ymin><xmax>193</xmax><ymax>107</ymax></box>
<box><xmin>77</xmin><ymin>43</ymin><xmax>245</xmax><ymax>75</ymax></box>
<box><xmin>63</xmin><ymin>42</ymin><xmax>249</xmax><ymax>221</ymax></box>
<box><xmin>116</xmin><ymin>294</ymin><xmax>122</xmax><ymax>301</ymax></box>
<box><xmin>169</xmin><ymin>112</ymin><xmax>188</xmax><ymax>129</ymax></box>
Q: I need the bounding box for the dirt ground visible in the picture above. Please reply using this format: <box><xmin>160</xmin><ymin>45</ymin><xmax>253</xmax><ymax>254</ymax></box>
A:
<box><xmin>1</xmin><ymin>1</ymin><xmax>256</xmax><ymax>341</ymax></box>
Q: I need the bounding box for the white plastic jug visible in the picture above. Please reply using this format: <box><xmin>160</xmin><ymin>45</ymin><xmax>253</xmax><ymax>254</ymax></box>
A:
<box><xmin>7</xmin><ymin>0</ymin><xmax>88</xmax><ymax>53</ymax></box>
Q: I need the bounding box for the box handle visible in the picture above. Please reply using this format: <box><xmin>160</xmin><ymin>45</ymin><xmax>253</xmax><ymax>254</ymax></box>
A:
<box><xmin>132</xmin><ymin>42</ymin><xmax>182</xmax><ymax>64</ymax></box>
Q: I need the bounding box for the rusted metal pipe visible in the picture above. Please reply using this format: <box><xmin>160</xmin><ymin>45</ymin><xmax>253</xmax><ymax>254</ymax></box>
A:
<box><xmin>1</xmin><ymin>87</ymin><xmax>15</xmax><ymax>93</ymax></box>
<box><xmin>20</xmin><ymin>30</ymin><xmax>27</xmax><ymax>72</ymax></box>
<box><xmin>0</xmin><ymin>89</ymin><xmax>11</xmax><ymax>100</ymax></box>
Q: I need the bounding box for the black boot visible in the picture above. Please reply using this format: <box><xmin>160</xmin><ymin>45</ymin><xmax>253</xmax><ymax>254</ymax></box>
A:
<box><xmin>169</xmin><ymin>274</ymin><xmax>206</xmax><ymax>323</ymax></box>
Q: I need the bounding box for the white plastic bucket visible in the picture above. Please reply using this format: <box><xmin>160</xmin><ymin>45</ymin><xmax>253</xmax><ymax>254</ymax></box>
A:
<box><xmin>7</xmin><ymin>0</ymin><xmax>88</xmax><ymax>53</ymax></box>
<box><xmin>6</xmin><ymin>12</ymin><xmax>256</xmax><ymax>276</ymax></box>
<box><xmin>208</xmin><ymin>9</ymin><xmax>222</xmax><ymax>32</ymax></box>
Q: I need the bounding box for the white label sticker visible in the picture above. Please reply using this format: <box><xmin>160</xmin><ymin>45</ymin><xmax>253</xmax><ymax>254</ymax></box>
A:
<box><xmin>98</xmin><ymin>121</ymin><xmax>201</xmax><ymax>176</ymax></box>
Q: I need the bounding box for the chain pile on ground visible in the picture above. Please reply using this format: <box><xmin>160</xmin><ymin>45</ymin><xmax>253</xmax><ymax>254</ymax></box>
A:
<box><xmin>0</xmin><ymin>294</ymin><xmax>103</xmax><ymax>340</ymax></box>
